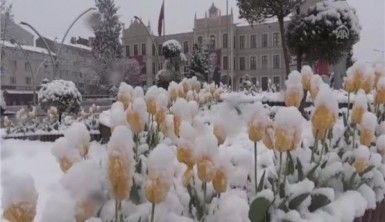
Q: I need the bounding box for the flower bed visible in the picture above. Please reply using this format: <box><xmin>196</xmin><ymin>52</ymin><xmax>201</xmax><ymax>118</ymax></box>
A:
<box><xmin>3</xmin><ymin>63</ymin><xmax>385</xmax><ymax>222</ymax></box>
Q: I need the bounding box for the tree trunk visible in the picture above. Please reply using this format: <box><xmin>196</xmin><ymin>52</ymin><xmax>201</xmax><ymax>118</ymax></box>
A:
<box><xmin>296</xmin><ymin>50</ymin><xmax>303</xmax><ymax>71</ymax></box>
<box><xmin>277</xmin><ymin>15</ymin><xmax>290</xmax><ymax>78</ymax></box>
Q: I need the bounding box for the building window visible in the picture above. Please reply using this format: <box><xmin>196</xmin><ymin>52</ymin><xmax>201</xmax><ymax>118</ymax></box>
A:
<box><xmin>262</xmin><ymin>33</ymin><xmax>268</xmax><ymax>48</ymax></box>
<box><xmin>183</xmin><ymin>41</ymin><xmax>189</xmax><ymax>53</ymax></box>
<box><xmin>210</xmin><ymin>35</ymin><xmax>216</xmax><ymax>49</ymax></box>
<box><xmin>250</xmin><ymin>56</ymin><xmax>256</xmax><ymax>70</ymax></box>
<box><xmin>10</xmin><ymin>76</ymin><xmax>16</xmax><ymax>84</ymax></box>
<box><xmin>252</xmin><ymin>77</ymin><xmax>257</xmax><ymax>85</ymax></box>
<box><xmin>158</xmin><ymin>44</ymin><xmax>162</xmax><ymax>56</ymax></box>
<box><xmin>239</xmin><ymin>35</ymin><xmax>245</xmax><ymax>49</ymax></box>
<box><xmin>273</xmin><ymin>32</ymin><xmax>280</xmax><ymax>47</ymax></box>
<box><xmin>233</xmin><ymin>36</ymin><xmax>236</xmax><ymax>49</ymax></box>
<box><xmin>262</xmin><ymin>55</ymin><xmax>268</xmax><ymax>69</ymax></box>
<box><xmin>134</xmin><ymin>44</ymin><xmax>138</xmax><ymax>56</ymax></box>
<box><xmin>240</xmin><ymin>57</ymin><xmax>246</xmax><ymax>71</ymax></box>
<box><xmin>25</xmin><ymin>77</ymin><xmax>31</xmax><ymax>84</ymax></box>
<box><xmin>152</xmin><ymin>44</ymin><xmax>156</xmax><ymax>56</ymax></box>
<box><xmin>152</xmin><ymin>62</ymin><xmax>156</xmax><ymax>75</ymax></box>
<box><xmin>273</xmin><ymin>55</ymin><xmax>280</xmax><ymax>69</ymax></box>
<box><xmin>234</xmin><ymin>57</ymin><xmax>236</xmax><ymax>70</ymax></box>
<box><xmin>141</xmin><ymin>43</ymin><xmax>146</xmax><ymax>55</ymax></box>
<box><xmin>262</xmin><ymin>77</ymin><xmax>269</xmax><ymax>91</ymax></box>
<box><xmin>198</xmin><ymin>36</ymin><xmax>203</xmax><ymax>45</ymax></box>
<box><xmin>24</xmin><ymin>62</ymin><xmax>29</xmax><ymax>71</ymax></box>
<box><xmin>273</xmin><ymin>76</ymin><xmax>280</xmax><ymax>86</ymax></box>
<box><xmin>250</xmin><ymin>35</ymin><xmax>257</xmax><ymax>48</ymax></box>
<box><xmin>223</xmin><ymin>33</ymin><xmax>228</xmax><ymax>48</ymax></box>
<box><xmin>223</xmin><ymin>56</ymin><xmax>228</xmax><ymax>70</ymax></box>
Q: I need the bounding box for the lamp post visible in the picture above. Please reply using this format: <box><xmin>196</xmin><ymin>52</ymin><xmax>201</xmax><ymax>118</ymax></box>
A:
<box><xmin>9</xmin><ymin>38</ymin><xmax>37</xmax><ymax>105</ymax></box>
<box><xmin>55</xmin><ymin>7</ymin><xmax>96</xmax><ymax>72</ymax></box>
<box><xmin>19</xmin><ymin>21</ymin><xmax>56</xmax><ymax>77</ymax></box>
<box><xmin>134</xmin><ymin>16</ymin><xmax>161</xmax><ymax>85</ymax></box>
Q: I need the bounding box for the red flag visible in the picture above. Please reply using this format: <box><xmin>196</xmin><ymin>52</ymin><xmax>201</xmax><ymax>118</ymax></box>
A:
<box><xmin>315</xmin><ymin>59</ymin><xmax>330</xmax><ymax>76</ymax></box>
<box><xmin>158</xmin><ymin>1</ymin><xmax>164</xmax><ymax>36</ymax></box>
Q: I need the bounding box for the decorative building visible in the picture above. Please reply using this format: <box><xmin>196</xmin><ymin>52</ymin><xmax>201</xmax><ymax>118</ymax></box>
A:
<box><xmin>122</xmin><ymin>3</ymin><xmax>292</xmax><ymax>90</ymax></box>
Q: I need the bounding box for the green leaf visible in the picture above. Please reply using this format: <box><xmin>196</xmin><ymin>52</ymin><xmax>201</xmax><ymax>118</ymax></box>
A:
<box><xmin>257</xmin><ymin>170</ymin><xmax>266</xmax><ymax>192</ymax></box>
<box><xmin>320</xmin><ymin>160</ymin><xmax>328</xmax><ymax>169</ymax></box>
<box><xmin>278</xmin><ymin>198</ymin><xmax>289</xmax><ymax>213</ymax></box>
<box><xmin>297</xmin><ymin>158</ymin><xmax>304</xmax><ymax>181</ymax></box>
<box><xmin>307</xmin><ymin>163</ymin><xmax>320</xmax><ymax>182</ymax></box>
<box><xmin>308</xmin><ymin>194</ymin><xmax>331</xmax><ymax>212</ymax></box>
<box><xmin>288</xmin><ymin>193</ymin><xmax>310</xmax><ymax>210</ymax></box>
<box><xmin>360</xmin><ymin>165</ymin><xmax>375</xmax><ymax>176</ymax></box>
<box><xmin>248</xmin><ymin>197</ymin><xmax>271</xmax><ymax>222</ymax></box>
<box><xmin>287</xmin><ymin>152</ymin><xmax>295</xmax><ymax>175</ymax></box>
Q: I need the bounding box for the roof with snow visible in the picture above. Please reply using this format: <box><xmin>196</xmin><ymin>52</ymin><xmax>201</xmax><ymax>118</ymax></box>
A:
<box><xmin>0</xmin><ymin>40</ymin><xmax>56</xmax><ymax>55</ymax></box>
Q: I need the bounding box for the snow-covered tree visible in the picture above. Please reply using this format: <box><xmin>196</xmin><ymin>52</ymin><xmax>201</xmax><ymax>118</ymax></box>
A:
<box><xmin>189</xmin><ymin>43</ymin><xmax>209</xmax><ymax>82</ymax></box>
<box><xmin>110</xmin><ymin>58</ymin><xmax>141</xmax><ymax>86</ymax></box>
<box><xmin>237</xmin><ymin>0</ymin><xmax>302</xmax><ymax>77</ymax></box>
<box><xmin>157</xmin><ymin>39</ymin><xmax>185</xmax><ymax>88</ymax></box>
<box><xmin>287</xmin><ymin>1</ymin><xmax>360</xmax><ymax>69</ymax></box>
<box><xmin>38</xmin><ymin>80</ymin><xmax>82</xmax><ymax>122</ymax></box>
<box><xmin>91</xmin><ymin>0</ymin><xmax>122</xmax><ymax>88</ymax></box>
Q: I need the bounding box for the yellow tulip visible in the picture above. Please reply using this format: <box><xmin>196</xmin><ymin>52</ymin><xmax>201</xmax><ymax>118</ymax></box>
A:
<box><xmin>144</xmin><ymin>173</ymin><xmax>170</xmax><ymax>204</ymax></box>
<box><xmin>353</xmin><ymin>158</ymin><xmax>368</xmax><ymax>176</ymax></box>
<box><xmin>197</xmin><ymin>157</ymin><xmax>215</xmax><ymax>182</ymax></box>
<box><xmin>213</xmin><ymin>125</ymin><xmax>226</xmax><ymax>145</ymax></box>
<box><xmin>177</xmin><ymin>146</ymin><xmax>195</xmax><ymax>168</ymax></box>
<box><xmin>108</xmin><ymin>153</ymin><xmax>132</xmax><ymax>201</ymax></box>
<box><xmin>212</xmin><ymin>170</ymin><xmax>227</xmax><ymax>193</ymax></box>
<box><xmin>3</xmin><ymin>202</ymin><xmax>36</xmax><ymax>222</ymax></box>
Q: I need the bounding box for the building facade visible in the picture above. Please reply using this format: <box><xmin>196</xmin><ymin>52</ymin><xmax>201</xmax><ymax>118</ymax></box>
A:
<box><xmin>122</xmin><ymin>3</ymin><xmax>292</xmax><ymax>90</ymax></box>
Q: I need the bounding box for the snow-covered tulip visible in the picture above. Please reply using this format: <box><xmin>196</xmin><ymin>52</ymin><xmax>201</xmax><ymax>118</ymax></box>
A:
<box><xmin>301</xmin><ymin>65</ymin><xmax>313</xmax><ymax>91</ymax></box>
<box><xmin>353</xmin><ymin>158</ymin><xmax>368</xmax><ymax>176</ymax></box>
<box><xmin>194</xmin><ymin>134</ymin><xmax>218</xmax><ymax>182</ymax></box>
<box><xmin>144</xmin><ymin>145</ymin><xmax>174</xmax><ymax>222</ymax></box>
<box><xmin>126</xmin><ymin>98</ymin><xmax>147</xmax><ymax>135</ymax></box>
<box><xmin>274</xmin><ymin>107</ymin><xmax>303</xmax><ymax>152</ymax></box>
<box><xmin>107</xmin><ymin>126</ymin><xmax>134</xmax><ymax>201</ymax></box>
<box><xmin>145</xmin><ymin>86</ymin><xmax>159</xmax><ymax>115</ymax></box>
<box><xmin>376</xmin><ymin>135</ymin><xmax>385</xmax><ymax>157</ymax></box>
<box><xmin>262</xmin><ymin>125</ymin><xmax>274</xmax><ymax>150</ymax></box>
<box><xmin>343</xmin><ymin>74</ymin><xmax>355</xmax><ymax>93</ymax></box>
<box><xmin>353</xmin><ymin>146</ymin><xmax>370</xmax><ymax>175</ymax></box>
<box><xmin>375</xmin><ymin>77</ymin><xmax>385</xmax><ymax>105</ymax></box>
<box><xmin>182</xmin><ymin>168</ymin><xmax>194</xmax><ymax>187</ymax></box>
<box><xmin>171</xmin><ymin>98</ymin><xmax>198</xmax><ymax>137</ymax></box>
<box><xmin>350</xmin><ymin>90</ymin><xmax>367</xmax><ymax>125</ymax></box>
<box><xmin>211</xmin><ymin>103</ymin><xmax>241</xmax><ymax>145</ymax></box>
<box><xmin>213</xmin><ymin>125</ymin><xmax>226</xmax><ymax>145</ymax></box>
<box><xmin>2</xmin><ymin>173</ymin><xmax>38</xmax><ymax>222</ymax></box>
<box><xmin>177</xmin><ymin>144</ymin><xmax>195</xmax><ymax>168</ymax></box>
<box><xmin>117</xmin><ymin>82</ymin><xmax>133</xmax><ymax>109</ymax></box>
<box><xmin>52</xmin><ymin>137</ymin><xmax>81</xmax><ymax>173</ymax></box>
<box><xmin>168</xmin><ymin>81</ymin><xmax>179</xmax><ymax>103</ymax></box>
<box><xmin>374</xmin><ymin>64</ymin><xmax>385</xmax><ymax>89</ymax></box>
<box><xmin>359</xmin><ymin>112</ymin><xmax>377</xmax><ymax>146</ymax></box>
<box><xmin>311</xmin><ymin>86</ymin><xmax>338</xmax><ymax>141</ymax></box>
<box><xmin>285</xmin><ymin>71</ymin><xmax>304</xmax><ymax>108</ymax></box>
<box><xmin>64</xmin><ymin>122</ymin><xmax>91</xmax><ymax>159</ymax></box>
<box><xmin>213</xmin><ymin>169</ymin><xmax>227</xmax><ymax>193</ymax></box>
<box><xmin>309</xmin><ymin>75</ymin><xmax>323</xmax><ymax>100</ymax></box>
<box><xmin>244</xmin><ymin>102</ymin><xmax>269</xmax><ymax>143</ymax></box>
<box><xmin>61</xmin><ymin>160</ymin><xmax>105</xmax><ymax>222</ymax></box>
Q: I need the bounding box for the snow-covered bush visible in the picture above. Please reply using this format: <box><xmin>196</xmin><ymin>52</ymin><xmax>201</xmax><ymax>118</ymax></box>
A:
<box><xmin>38</xmin><ymin>79</ymin><xmax>82</xmax><ymax>122</ymax></box>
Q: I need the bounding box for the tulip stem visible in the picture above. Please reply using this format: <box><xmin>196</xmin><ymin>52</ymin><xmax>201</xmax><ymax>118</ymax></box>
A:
<box><xmin>347</xmin><ymin>93</ymin><xmax>350</xmax><ymax>122</ymax></box>
<box><xmin>254</xmin><ymin>142</ymin><xmax>258</xmax><ymax>194</ymax></box>
<box><xmin>311</xmin><ymin>139</ymin><xmax>318</xmax><ymax>162</ymax></box>
<box><xmin>277</xmin><ymin>152</ymin><xmax>283</xmax><ymax>196</ymax></box>
<box><xmin>114</xmin><ymin>199</ymin><xmax>120</xmax><ymax>222</ymax></box>
<box><xmin>150</xmin><ymin>203</ymin><xmax>155</xmax><ymax>222</ymax></box>
<box><xmin>203</xmin><ymin>181</ymin><xmax>207</xmax><ymax>220</ymax></box>
<box><xmin>352</xmin><ymin>126</ymin><xmax>356</xmax><ymax>149</ymax></box>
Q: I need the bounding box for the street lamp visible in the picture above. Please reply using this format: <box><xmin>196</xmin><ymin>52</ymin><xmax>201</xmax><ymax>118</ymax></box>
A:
<box><xmin>134</xmin><ymin>16</ymin><xmax>161</xmax><ymax>85</ymax></box>
<box><xmin>19</xmin><ymin>21</ymin><xmax>56</xmax><ymax>76</ymax></box>
<box><xmin>9</xmin><ymin>38</ymin><xmax>37</xmax><ymax>105</ymax></box>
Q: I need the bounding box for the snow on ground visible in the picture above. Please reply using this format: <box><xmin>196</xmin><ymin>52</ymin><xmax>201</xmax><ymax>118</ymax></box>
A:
<box><xmin>0</xmin><ymin>139</ymin><xmax>106</xmax><ymax>221</ymax></box>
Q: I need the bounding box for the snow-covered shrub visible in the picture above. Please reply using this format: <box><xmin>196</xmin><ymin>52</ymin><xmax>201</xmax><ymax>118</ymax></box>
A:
<box><xmin>162</xmin><ymin>40</ymin><xmax>182</xmax><ymax>59</ymax></box>
<box><xmin>38</xmin><ymin>79</ymin><xmax>82</xmax><ymax>121</ymax></box>
<box><xmin>157</xmin><ymin>39</ymin><xmax>184</xmax><ymax>88</ymax></box>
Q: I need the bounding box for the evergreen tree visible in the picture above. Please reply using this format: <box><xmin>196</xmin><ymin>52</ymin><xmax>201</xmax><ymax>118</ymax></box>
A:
<box><xmin>91</xmin><ymin>0</ymin><xmax>122</xmax><ymax>88</ymax></box>
<box><xmin>189</xmin><ymin>43</ymin><xmax>208</xmax><ymax>82</ymax></box>
<box><xmin>287</xmin><ymin>1</ymin><xmax>360</xmax><ymax>69</ymax></box>
<box><xmin>237</xmin><ymin>0</ymin><xmax>302</xmax><ymax>77</ymax></box>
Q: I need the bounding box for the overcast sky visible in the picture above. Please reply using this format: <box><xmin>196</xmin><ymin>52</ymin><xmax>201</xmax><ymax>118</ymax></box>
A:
<box><xmin>9</xmin><ymin>0</ymin><xmax>385</xmax><ymax>63</ymax></box>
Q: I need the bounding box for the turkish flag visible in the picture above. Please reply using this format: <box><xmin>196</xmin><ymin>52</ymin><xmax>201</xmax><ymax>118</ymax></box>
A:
<box><xmin>158</xmin><ymin>1</ymin><xmax>164</xmax><ymax>36</ymax></box>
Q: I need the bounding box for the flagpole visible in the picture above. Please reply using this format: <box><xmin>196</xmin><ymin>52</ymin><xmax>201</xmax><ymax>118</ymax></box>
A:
<box><xmin>163</xmin><ymin>0</ymin><xmax>165</xmax><ymax>36</ymax></box>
